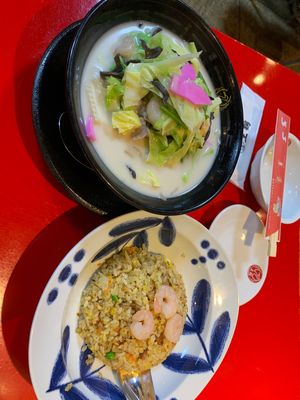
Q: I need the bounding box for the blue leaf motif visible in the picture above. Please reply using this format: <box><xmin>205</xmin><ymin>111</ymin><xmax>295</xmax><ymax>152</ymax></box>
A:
<box><xmin>92</xmin><ymin>232</ymin><xmax>140</xmax><ymax>262</ymax></box>
<box><xmin>69</xmin><ymin>273</ymin><xmax>78</xmax><ymax>287</ymax></box>
<box><xmin>209</xmin><ymin>311</ymin><xmax>231</xmax><ymax>367</ymax></box>
<box><xmin>158</xmin><ymin>217</ymin><xmax>176</xmax><ymax>247</ymax></box>
<box><xmin>62</xmin><ymin>326</ymin><xmax>70</xmax><ymax>361</ymax></box>
<box><xmin>74</xmin><ymin>249</ymin><xmax>86</xmax><ymax>262</ymax></box>
<box><xmin>80</xmin><ymin>345</ymin><xmax>93</xmax><ymax>377</ymax></box>
<box><xmin>84</xmin><ymin>376</ymin><xmax>126</xmax><ymax>400</ymax></box>
<box><xmin>58</xmin><ymin>265</ymin><xmax>72</xmax><ymax>283</ymax></box>
<box><xmin>48</xmin><ymin>352</ymin><xmax>65</xmax><ymax>391</ymax></box>
<box><xmin>109</xmin><ymin>218</ymin><xmax>162</xmax><ymax>237</ymax></box>
<box><xmin>162</xmin><ymin>353</ymin><xmax>211</xmax><ymax>374</ymax></box>
<box><xmin>59</xmin><ymin>386</ymin><xmax>89</xmax><ymax>400</ymax></box>
<box><xmin>47</xmin><ymin>288</ymin><xmax>58</xmax><ymax>305</ymax></box>
<box><xmin>133</xmin><ymin>230</ymin><xmax>148</xmax><ymax>248</ymax></box>
<box><xmin>182</xmin><ymin>320</ymin><xmax>196</xmax><ymax>335</ymax></box>
<box><xmin>191</xmin><ymin>279</ymin><xmax>211</xmax><ymax>334</ymax></box>
<box><xmin>48</xmin><ymin>326</ymin><xmax>70</xmax><ymax>391</ymax></box>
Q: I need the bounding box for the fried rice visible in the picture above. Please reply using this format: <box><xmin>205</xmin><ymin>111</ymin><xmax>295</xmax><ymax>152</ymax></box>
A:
<box><xmin>76</xmin><ymin>246</ymin><xmax>187</xmax><ymax>373</ymax></box>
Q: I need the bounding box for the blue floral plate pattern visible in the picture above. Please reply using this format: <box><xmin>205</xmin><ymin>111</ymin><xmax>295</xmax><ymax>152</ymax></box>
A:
<box><xmin>29</xmin><ymin>211</ymin><xmax>239</xmax><ymax>400</ymax></box>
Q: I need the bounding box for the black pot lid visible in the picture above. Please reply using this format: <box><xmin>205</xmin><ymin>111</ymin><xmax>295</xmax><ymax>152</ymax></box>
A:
<box><xmin>32</xmin><ymin>21</ymin><xmax>134</xmax><ymax>217</ymax></box>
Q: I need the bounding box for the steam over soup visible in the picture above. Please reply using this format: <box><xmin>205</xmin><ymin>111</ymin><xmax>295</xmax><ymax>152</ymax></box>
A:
<box><xmin>80</xmin><ymin>22</ymin><xmax>221</xmax><ymax>198</ymax></box>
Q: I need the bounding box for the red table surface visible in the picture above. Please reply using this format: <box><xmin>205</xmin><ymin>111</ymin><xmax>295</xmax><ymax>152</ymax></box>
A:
<box><xmin>0</xmin><ymin>1</ymin><xmax>299</xmax><ymax>399</ymax></box>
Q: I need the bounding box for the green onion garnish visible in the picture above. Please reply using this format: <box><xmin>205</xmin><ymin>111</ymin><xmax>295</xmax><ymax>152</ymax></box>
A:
<box><xmin>111</xmin><ymin>294</ymin><xmax>119</xmax><ymax>302</ymax></box>
<box><xmin>105</xmin><ymin>351</ymin><xmax>116</xmax><ymax>360</ymax></box>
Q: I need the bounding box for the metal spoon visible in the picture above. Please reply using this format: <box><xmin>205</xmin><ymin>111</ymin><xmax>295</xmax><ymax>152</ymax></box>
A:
<box><xmin>116</xmin><ymin>369</ymin><xmax>156</xmax><ymax>400</ymax></box>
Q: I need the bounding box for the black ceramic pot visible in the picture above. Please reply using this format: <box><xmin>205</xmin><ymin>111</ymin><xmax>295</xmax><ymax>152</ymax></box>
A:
<box><xmin>66</xmin><ymin>0</ymin><xmax>243</xmax><ymax>215</ymax></box>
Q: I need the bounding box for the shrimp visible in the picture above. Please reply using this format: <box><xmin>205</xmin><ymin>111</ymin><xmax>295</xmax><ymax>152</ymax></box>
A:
<box><xmin>130</xmin><ymin>310</ymin><xmax>154</xmax><ymax>340</ymax></box>
<box><xmin>153</xmin><ymin>285</ymin><xmax>178</xmax><ymax>319</ymax></box>
<box><xmin>164</xmin><ymin>313</ymin><xmax>184</xmax><ymax>343</ymax></box>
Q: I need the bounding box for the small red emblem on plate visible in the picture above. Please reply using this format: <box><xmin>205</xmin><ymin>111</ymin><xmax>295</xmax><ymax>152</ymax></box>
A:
<box><xmin>248</xmin><ymin>265</ymin><xmax>263</xmax><ymax>283</ymax></box>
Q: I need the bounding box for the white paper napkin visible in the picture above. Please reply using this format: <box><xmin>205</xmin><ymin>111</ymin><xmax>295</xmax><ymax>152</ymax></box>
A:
<box><xmin>230</xmin><ymin>83</ymin><xmax>266</xmax><ymax>190</ymax></box>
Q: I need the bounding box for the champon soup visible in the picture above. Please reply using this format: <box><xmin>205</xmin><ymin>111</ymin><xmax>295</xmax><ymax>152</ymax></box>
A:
<box><xmin>80</xmin><ymin>21</ymin><xmax>221</xmax><ymax>199</ymax></box>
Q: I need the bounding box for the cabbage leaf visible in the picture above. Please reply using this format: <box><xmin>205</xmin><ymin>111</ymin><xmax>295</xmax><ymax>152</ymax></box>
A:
<box><xmin>105</xmin><ymin>76</ymin><xmax>124</xmax><ymax>111</ymax></box>
<box><xmin>112</xmin><ymin>110</ymin><xmax>141</xmax><ymax>135</ymax></box>
<box><xmin>170</xmin><ymin>94</ymin><xmax>205</xmax><ymax>132</ymax></box>
<box><xmin>122</xmin><ymin>63</ymin><xmax>148</xmax><ymax>109</ymax></box>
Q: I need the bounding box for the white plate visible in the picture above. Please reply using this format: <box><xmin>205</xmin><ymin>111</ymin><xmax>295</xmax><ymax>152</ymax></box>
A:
<box><xmin>29</xmin><ymin>211</ymin><xmax>239</xmax><ymax>400</ymax></box>
<box><xmin>210</xmin><ymin>205</ymin><xmax>269</xmax><ymax>305</ymax></box>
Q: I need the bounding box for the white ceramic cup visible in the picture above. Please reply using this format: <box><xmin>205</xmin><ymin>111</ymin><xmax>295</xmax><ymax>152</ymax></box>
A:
<box><xmin>250</xmin><ymin>133</ymin><xmax>300</xmax><ymax>224</ymax></box>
